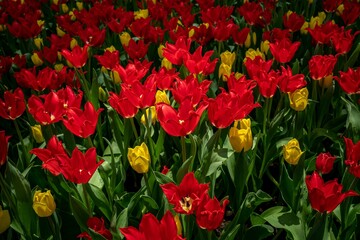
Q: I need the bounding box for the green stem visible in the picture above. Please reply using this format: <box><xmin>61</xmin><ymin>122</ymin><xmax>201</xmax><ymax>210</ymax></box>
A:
<box><xmin>14</xmin><ymin>119</ymin><xmax>30</xmax><ymax>163</ymax></box>
<box><xmin>86</xmin><ymin>136</ymin><xmax>94</xmax><ymax>148</ymax></box>
<box><xmin>82</xmin><ymin>184</ymin><xmax>92</xmax><ymax>217</ymax></box>
<box><xmin>181</xmin><ymin>136</ymin><xmax>186</xmax><ymax>162</ymax></box>
<box><xmin>130</xmin><ymin>117</ymin><xmax>139</xmax><ymax>140</ymax></box>
<box><xmin>265</xmin><ymin>170</ymin><xmax>279</xmax><ymax>188</ymax></box>
<box><xmin>144</xmin><ymin>172</ymin><xmax>152</xmax><ymax>196</ymax></box>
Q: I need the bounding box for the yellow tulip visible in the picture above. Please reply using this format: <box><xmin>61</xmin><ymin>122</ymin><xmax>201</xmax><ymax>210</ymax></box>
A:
<box><xmin>141</xmin><ymin>106</ymin><xmax>157</xmax><ymax>125</ymax></box>
<box><xmin>319</xmin><ymin>75</ymin><xmax>333</xmax><ymax>88</ymax></box>
<box><xmin>134</xmin><ymin>9</ymin><xmax>149</xmax><ymax>20</ymax></box>
<box><xmin>243</xmin><ymin>48</ymin><xmax>265</xmax><ymax>63</ymax></box>
<box><xmin>105</xmin><ymin>45</ymin><xmax>117</xmax><ymax>53</ymax></box>
<box><xmin>61</xmin><ymin>3</ymin><xmax>69</xmax><ymax>13</ymax></box>
<box><xmin>229</xmin><ymin>119</ymin><xmax>253</xmax><ymax>152</ymax></box>
<box><xmin>158</xmin><ymin>44</ymin><xmax>165</xmax><ymax>58</ymax></box>
<box><xmin>128</xmin><ymin>143</ymin><xmax>151</xmax><ymax>174</ymax></box>
<box><xmin>161</xmin><ymin>58</ymin><xmax>172</xmax><ymax>70</ymax></box>
<box><xmin>33</xmin><ymin>190</ymin><xmax>56</xmax><ymax>217</ymax></box>
<box><xmin>119</xmin><ymin>32</ymin><xmax>131</xmax><ymax>47</ymax></box>
<box><xmin>31</xmin><ymin>125</ymin><xmax>44</xmax><ymax>143</ymax></box>
<box><xmin>56</xmin><ymin>25</ymin><xmax>66</xmax><ymax>37</ymax></box>
<box><xmin>76</xmin><ymin>2</ymin><xmax>84</xmax><ymax>10</ymax></box>
<box><xmin>155</xmin><ymin>90</ymin><xmax>170</xmax><ymax>104</ymax></box>
<box><xmin>218</xmin><ymin>63</ymin><xmax>232</xmax><ymax>81</ymax></box>
<box><xmin>34</xmin><ymin>37</ymin><xmax>43</xmax><ymax>49</ymax></box>
<box><xmin>260</xmin><ymin>40</ymin><xmax>270</xmax><ymax>54</ymax></box>
<box><xmin>70</xmin><ymin>38</ymin><xmax>78</xmax><ymax>50</ymax></box>
<box><xmin>0</xmin><ymin>206</ymin><xmax>10</xmax><ymax>234</ymax></box>
<box><xmin>288</xmin><ymin>88</ymin><xmax>309</xmax><ymax>111</ymax></box>
<box><xmin>31</xmin><ymin>53</ymin><xmax>43</xmax><ymax>66</ymax></box>
<box><xmin>283</xmin><ymin>139</ymin><xmax>303</xmax><ymax>165</ymax></box>
<box><xmin>220</xmin><ymin>51</ymin><xmax>236</xmax><ymax>66</ymax></box>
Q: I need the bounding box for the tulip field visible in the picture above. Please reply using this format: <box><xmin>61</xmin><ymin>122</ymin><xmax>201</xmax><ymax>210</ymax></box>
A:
<box><xmin>1</xmin><ymin>0</ymin><xmax>360</xmax><ymax>239</ymax></box>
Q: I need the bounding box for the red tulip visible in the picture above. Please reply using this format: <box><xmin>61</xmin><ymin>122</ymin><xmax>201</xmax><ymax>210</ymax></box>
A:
<box><xmin>112</xmin><ymin>60</ymin><xmax>152</xmax><ymax>84</ymax></box>
<box><xmin>231</xmin><ymin>26</ymin><xmax>250</xmax><ymax>45</ymax></box>
<box><xmin>121</xmin><ymin>77</ymin><xmax>156</xmax><ymax>109</ymax></box>
<box><xmin>171</xmin><ymin>75</ymin><xmax>211</xmax><ymax>106</ymax></box>
<box><xmin>48</xmin><ymin>33</ymin><xmax>72</xmax><ymax>51</ymax></box>
<box><xmin>163</xmin><ymin>36</ymin><xmax>192</xmax><ymax>65</ymax></box>
<box><xmin>306</xmin><ymin>171</ymin><xmax>358</xmax><ymax>213</ymax></box>
<box><xmin>0</xmin><ymin>56</ymin><xmax>12</xmax><ymax>76</ymax></box>
<box><xmin>62</xmin><ymin>102</ymin><xmax>103</xmax><ymax>138</ymax></box>
<box><xmin>120</xmin><ymin>211</ymin><xmax>184</xmax><ymax>240</ymax></box>
<box><xmin>59</xmin><ymin>147</ymin><xmax>104</xmax><ymax>184</ymax></box>
<box><xmin>237</xmin><ymin>2</ymin><xmax>272</xmax><ymax>27</ymax></box>
<box><xmin>344</xmin><ymin>137</ymin><xmax>360</xmax><ymax>178</ymax></box>
<box><xmin>30</xmin><ymin>136</ymin><xmax>68</xmax><ymax>176</ymax></box>
<box><xmin>160</xmin><ymin>172</ymin><xmax>209</xmax><ymax>214</ymax></box>
<box><xmin>123</xmin><ymin>39</ymin><xmax>149</xmax><ymax>60</ymax></box>
<box><xmin>315</xmin><ymin>152</ymin><xmax>336</xmax><ymax>174</ymax></box>
<box><xmin>14</xmin><ymin>67</ymin><xmax>58</xmax><ymax>91</ymax></box>
<box><xmin>269</xmin><ymin>38</ymin><xmax>301</xmax><ymax>63</ymax></box>
<box><xmin>0</xmin><ymin>131</ymin><xmax>11</xmax><ymax>167</ymax></box>
<box><xmin>309</xmin><ymin>55</ymin><xmax>337</xmax><ymax>80</ymax></box>
<box><xmin>0</xmin><ymin>88</ymin><xmax>26</xmax><ymax>120</ymax></box>
<box><xmin>77</xmin><ymin>217</ymin><xmax>112</xmax><ymax>240</ymax></box>
<box><xmin>156</xmin><ymin>100</ymin><xmax>208</xmax><ymax>137</ymax></box>
<box><xmin>253</xmin><ymin>70</ymin><xmax>280</xmax><ymax>98</ymax></box>
<box><xmin>94</xmin><ymin>50</ymin><xmax>120</xmax><ymax>70</ymax></box>
<box><xmin>28</xmin><ymin>92</ymin><xmax>64</xmax><ymax>125</ymax></box>
<box><xmin>278</xmin><ymin>66</ymin><xmax>307</xmax><ymax>93</ymax></box>
<box><xmin>201</xmin><ymin>6</ymin><xmax>234</xmax><ymax>24</ymax></box>
<box><xmin>331</xmin><ymin>29</ymin><xmax>360</xmax><ymax>55</ymax></box>
<box><xmin>308</xmin><ymin>21</ymin><xmax>340</xmax><ymax>45</ymax></box>
<box><xmin>196</xmin><ymin>194</ymin><xmax>229</xmax><ymax>231</ymax></box>
<box><xmin>341</xmin><ymin>1</ymin><xmax>360</xmax><ymax>26</ymax></box>
<box><xmin>57</xmin><ymin>86</ymin><xmax>83</xmax><ymax>112</ymax></box>
<box><xmin>108</xmin><ymin>91</ymin><xmax>138</xmax><ymax>118</ymax></box>
<box><xmin>149</xmin><ymin>68</ymin><xmax>179</xmax><ymax>90</ymax></box>
<box><xmin>184</xmin><ymin>46</ymin><xmax>218</xmax><ymax>76</ymax></box>
<box><xmin>61</xmin><ymin>45</ymin><xmax>89</xmax><ymax>68</ymax></box>
<box><xmin>283</xmin><ymin>12</ymin><xmax>305</xmax><ymax>32</ymax></box>
<box><xmin>213</xmin><ymin>20</ymin><xmax>236</xmax><ymax>42</ymax></box>
<box><xmin>244</xmin><ymin>56</ymin><xmax>273</xmax><ymax>80</ymax></box>
<box><xmin>78</xmin><ymin>27</ymin><xmax>106</xmax><ymax>47</ymax></box>
<box><xmin>334</xmin><ymin>67</ymin><xmax>360</xmax><ymax>94</ymax></box>
<box><xmin>323</xmin><ymin>0</ymin><xmax>344</xmax><ymax>13</ymax></box>
<box><xmin>263</xmin><ymin>28</ymin><xmax>291</xmax><ymax>43</ymax></box>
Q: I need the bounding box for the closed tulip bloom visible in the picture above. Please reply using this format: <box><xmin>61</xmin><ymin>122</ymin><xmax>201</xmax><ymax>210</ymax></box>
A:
<box><xmin>0</xmin><ymin>131</ymin><xmax>10</xmax><ymax>167</ymax></box>
<box><xmin>316</xmin><ymin>152</ymin><xmax>336</xmax><ymax>174</ymax></box>
<box><xmin>334</xmin><ymin>67</ymin><xmax>360</xmax><ymax>94</ymax></box>
<box><xmin>283</xmin><ymin>138</ymin><xmax>303</xmax><ymax>165</ymax></box>
<box><xmin>309</xmin><ymin>55</ymin><xmax>337</xmax><ymax>80</ymax></box>
<box><xmin>155</xmin><ymin>90</ymin><xmax>170</xmax><ymax>104</ymax></box>
<box><xmin>119</xmin><ymin>32</ymin><xmax>131</xmax><ymax>47</ymax></box>
<box><xmin>220</xmin><ymin>51</ymin><xmax>236</xmax><ymax>66</ymax></box>
<box><xmin>31</xmin><ymin>52</ymin><xmax>43</xmax><ymax>66</ymax></box>
<box><xmin>31</xmin><ymin>125</ymin><xmax>44</xmax><ymax>143</ymax></box>
<box><xmin>0</xmin><ymin>88</ymin><xmax>26</xmax><ymax>120</ymax></box>
<box><xmin>306</xmin><ymin>171</ymin><xmax>359</xmax><ymax>213</ymax></box>
<box><xmin>344</xmin><ymin>137</ymin><xmax>360</xmax><ymax>178</ymax></box>
<box><xmin>218</xmin><ymin>63</ymin><xmax>232</xmax><ymax>80</ymax></box>
<box><xmin>128</xmin><ymin>143</ymin><xmax>151</xmax><ymax>174</ymax></box>
<box><xmin>141</xmin><ymin>106</ymin><xmax>157</xmax><ymax>125</ymax></box>
<box><xmin>229</xmin><ymin>119</ymin><xmax>253</xmax><ymax>152</ymax></box>
<box><xmin>0</xmin><ymin>206</ymin><xmax>10</xmax><ymax>234</ymax></box>
<box><xmin>288</xmin><ymin>88</ymin><xmax>309</xmax><ymax>111</ymax></box>
<box><xmin>196</xmin><ymin>194</ymin><xmax>229</xmax><ymax>231</ymax></box>
<box><xmin>32</xmin><ymin>190</ymin><xmax>56</xmax><ymax>217</ymax></box>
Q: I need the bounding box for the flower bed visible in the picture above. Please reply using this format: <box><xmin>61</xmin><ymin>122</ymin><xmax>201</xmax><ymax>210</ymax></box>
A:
<box><xmin>0</xmin><ymin>0</ymin><xmax>360</xmax><ymax>239</ymax></box>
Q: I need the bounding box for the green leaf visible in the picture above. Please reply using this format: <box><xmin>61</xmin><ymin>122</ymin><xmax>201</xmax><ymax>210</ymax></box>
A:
<box><xmin>140</xmin><ymin>195</ymin><xmax>159</xmax><ymax>211</ymax></box>
<box><xmin>219</xmin><ymin>224</ymin><xmax>241</xmax><ymax>240</ymax></box>
<box><xmin>85</xmin><ymin>183</ymin><xmax>112</xmax><ymax>220</ymax></box>
<box><xmin>116</xmin><ymin>208</ymin><xmax>128</xmax><ymax>229</ymax></box>
<box><xmin>6</xmin><ymin>161</ymin><xmax>32</xmax><ymax>202</ymax></box>
<box><xmin>344</xmin><ymin>43</ymin><xmax>360</xmax><ymax>70</ymax></box>
<box><xmin>69</xmin><ymin>195</ymin><xmax>90</xmax><ymax>230</ymax></box>
<box><xmin>206</xmin><ymin>148</ymin><xmax>230</xmax><ymax>177</ymax></box>
<box><xmin>343</xmin><ymin>97</ymin><xmax>360</xmax><ymax>136</ymax></box>
<box><xmin>261</xmin><ymin>206</ymin><xmax>306</xmax><ymax>240</ymax></box>
<box><xmin>244</xmin><ymin>224</ymin><xmax>274</xmax><ymax>240</ymax></box>
<box><xmin>279</xmin><ymin>163</ymin><xmax>294</xmax><ymax>209</ymax></box>
<box><xmin>153</xmin><ymin>171</ymin><xmax>175</xmax><ymax>185</ymax></box>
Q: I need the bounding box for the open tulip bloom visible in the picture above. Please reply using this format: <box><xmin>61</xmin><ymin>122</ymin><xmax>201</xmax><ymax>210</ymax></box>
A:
<box><xmin>1</xmin><ymin>0</ymin><xmax>360</xmax><ymax>239</ymax></box>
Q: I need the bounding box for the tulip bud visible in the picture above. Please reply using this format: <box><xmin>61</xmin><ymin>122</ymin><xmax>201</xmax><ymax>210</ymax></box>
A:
<box><xmin>105</xmin><ymin>45</ymin><xmax>116</xmax><ymax>53</ymax></box>
<box><xmin>111</xmin><ymin>69</ymin><xmax>121</xmax><ymax>84</ymax></box>
<box><xmin>229</xmin><ymin>119</ymin><xmax>253</xmax><ymax>152</ymax></box>
<box><xmin>127</xmin><ymin>143</ymin><xmax>151</xmax><ymax>174</ymax></box>
<box><xmin>245</xmin><ymin>33</ymin><xmax>251</xmax><ymax>48</ymax></box>
<box><xmin>218</xmin><ymin>63</ymin><xmax>232</xmax><ymax>81</ymax></box>
<box><xmin>243</xmin><ymin>48</ymin><xmax>265</xmax><ymax>63</ymax></box>
<box><xmin>134</xmin><ymin>9</ymin><xmax>149</xmax><ymax>20</ymax></box>
<box><xmin>37</xmin><ymin>20</ymin><xmax>44</xmax><ymax>28</ymax></box>
<box><xmin>220</xmin><ymin>51</ymin><xmax>236</xmax><ymax>66</ymax></box>
<box><xmin>300</xmin><ymin>22</ymin><xmax>309</xmax><ymax>34</ymax></box>
<box><xmin>158</xmin><ymin>44</ymin><xmax>165</xmax><ymax>58</ymax></box>
<box><xmin>260</xmin><ymin>40</ymin><xmax>270</xmax><ymax>54</ymax></box>
<box><xmin>188</xmin><ymin>28</ymin><xmax>195</xmax><ymax>38</ymax></box>
<box><xmin>69</xmin><ymin>11</ymin><xmax>76</xmax><ymax>21</ymax></box>
<box><xmin>119</xmin><ymin>32</ymin><xmax>131</xmax><ymax>47</ymax></box>
<box><xmin>141</xmin><ymin>106</ymin><xmax>157</xmax><ymax>125</ymax></box>
<box><xmin>34</xmin><ymin>37</ymin><xmax>43</xmax><ymax>49</ymax></box>
<box><xmin>0</xmin><ymin>25</ymin><xmax>6</xmax><ymax>31</ymax></box>
<box><xmin>0</xmin><ymin>206</ymin><xmax>10</xmax><ymax>234</ymax></box>
<box><xmin>319</xmin><ymin>75</ymin><xmax>333</xmax><ymax>88</ymax></box>
<box><xmin>174</xmin><ymin>214</ymin><xmax>182</xmax><ymax>235</ymax></box>
<box><xmin>61</xmin><ymin>3</ymin><xmax>69</xmax><ymax>13</ymax></box>
<box><xmin>54</xmin><ymin>63</ymin><xmax>64</xmax><ymax>71</ymax></box>
<box><xmin>31</xmin><ymin>125</ymin><xmax>44</xmax><ymax>143</ymax></box>
<box><xmin>31</xmin><ymin>53</ymin><xmax>43</xmax><ymax>66</ymax></box>
<box><xmin>56</xmin><ymin>25</ymin><xmax>65</xmax><ymax>37</ymax></box>
<box><xmin>32</xmin><ymin>190</ymin><xmax>56</xmax><ymax>217</ymax></box>
<box><xmin>288</xmin><ymin>87</ymin><xmax>309</xmax><ymax>111</ymax></box>
<box><xmin>336</xmin><ymin>4</ymin><xmax>344</xmax><ymax>15</ymax></box>
<box><xmin>316</xmin><ymin>152</ymin><xmax>336</xmax><ymax>174</ymax></box>
<box><xmin>155</xmin><ymin>90</ymin><xmax>170</xmax><ymax>104</ymax></box>
<box><xmin>283</xmin><ymin>138</ymin><xmax>303</xmax><ymax>165</ymax></box>
<box><xmin>161</xmin><ymin>58</ymin><xmax>172</xmax><ymax>70</ymax></box>
<box><xmin>235</xmin><ymin>72</ymin><xmax>244</xmax><ymax>79</ymax></box>
<box><xmin>70</xmin><ymin>38</ymin><xmax>78</xmax><ymax>50</ymax></box>
<box><xmin>98</xmin><ymin>87</ymin><xmax>108</xmax><ymax>102</ymax></box>
<box><xmin>76</xmin><ymin>2</ymin><xmax>84</xmax><ymax>10</ymax></box>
